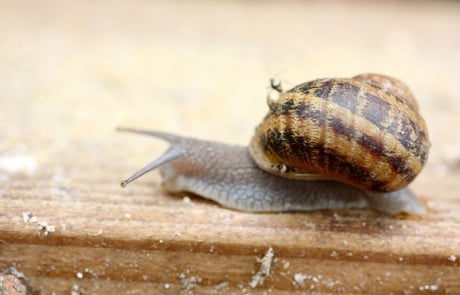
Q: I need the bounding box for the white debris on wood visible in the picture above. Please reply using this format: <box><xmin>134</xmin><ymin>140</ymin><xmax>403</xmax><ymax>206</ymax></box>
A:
<box><xmin>249</xmin><ymin>247</ymin><xmax>275</xmax><ymax>288</ymax></box>
<box><xmin>22</xmin><ymin>212</ymin><xmax>37</xmax><ymax>223</ymax></box>
<box><xmin>293</xmin><ymin>273</ymin><xmax>322</xmax><ymax>288</ymax></box>
<box><xmin>70</xmin><ymin>284</ymin><xmax>81</xmax><ymax>295</ymax></box>
<box><xmin>419</xmin><ymin>284</ymin><xmax>439</xmax><ymax>292</ymax></box>
<box><xmin>22</xmin><ymin>212</ymin><xmax>56</xmax><ymax>236</ymax></box>
<box><xmin>37</xmin><ymin>221</ymin><xmax>55</xmax><ymax>236</ymax></box>
<box><xmin>178</xmin><ymin>271</ymin><xmax>202</xmax><ymax>295</ymax></box>
<box><xmin>211</xmin><ymin>282</ymin><xmax>230</xmax><ymax>294</ymax></box>
<box><xmin>294</xmin><ymin>273</ymin><xmax>308</xmax><ymax>287</ymax></box>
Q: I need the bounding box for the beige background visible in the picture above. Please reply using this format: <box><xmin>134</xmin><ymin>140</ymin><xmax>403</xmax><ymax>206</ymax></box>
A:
<box><xmin>0</xmin><ymin>1</ymin><xmax>459</xmax><ymax>293</ymax></box>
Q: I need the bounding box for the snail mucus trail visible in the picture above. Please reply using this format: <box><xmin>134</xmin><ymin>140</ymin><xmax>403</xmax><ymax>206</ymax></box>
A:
<box><xmin>119</xmin><ymin>73</ymin><xmax>429</xmax><ymax>215</ymax></box>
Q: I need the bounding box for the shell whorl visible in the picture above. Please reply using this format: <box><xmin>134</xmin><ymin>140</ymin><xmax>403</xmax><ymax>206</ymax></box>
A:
<box><xmin>249</xmin><ymin>74</ymin><xmax>430</xmax><ymax>192</ymax></box>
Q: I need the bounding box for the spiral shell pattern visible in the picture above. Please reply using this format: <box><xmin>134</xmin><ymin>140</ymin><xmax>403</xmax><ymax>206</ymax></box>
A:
<box><xmin>249</xmin><ymin>74</ymin><xmax>430</xmax><ymax>192</ymax></box>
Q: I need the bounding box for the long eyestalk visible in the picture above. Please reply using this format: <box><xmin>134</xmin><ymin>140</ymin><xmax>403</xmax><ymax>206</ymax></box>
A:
<box><xmin>117</xmin><ymin>127</ymin><xmax>184</xmax><ymax>187</ymax></box>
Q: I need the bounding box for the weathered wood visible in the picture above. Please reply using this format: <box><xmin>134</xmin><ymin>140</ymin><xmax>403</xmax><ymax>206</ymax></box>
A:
<box><xmin>1</xmin><ymin>146</ymin><xmax>459</xmax><ymax>293</ymax></box>
<box><xmin>1</xmin><ymin>0</ymin><xmax>459</xmax><ymax>294</ymax></box>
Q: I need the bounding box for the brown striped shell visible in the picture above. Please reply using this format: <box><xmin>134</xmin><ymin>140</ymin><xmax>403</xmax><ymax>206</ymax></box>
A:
<box><xmin>249</xmin><ymin>74</ymin><xmax>430</xmax><ymax>192</ymax></box>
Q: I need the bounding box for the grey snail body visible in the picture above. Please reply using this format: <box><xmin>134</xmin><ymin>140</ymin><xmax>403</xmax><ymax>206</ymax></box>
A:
<box><xmin>119</xmin><ymin>74</ymin><xmax>429</xmax><ymax>215</ymax></box>
<box><xmin>118</xmin><ymin>128</ymin><xmax>425</xmax><ymax>214</ymax></box>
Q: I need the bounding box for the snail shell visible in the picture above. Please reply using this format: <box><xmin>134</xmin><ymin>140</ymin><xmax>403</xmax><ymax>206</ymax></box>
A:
<box><xmin>249</xmin><ymin>74</ymin><xmax>430</xmax><ymax>192</ymax></box>
<box><xmin>119</xmin><ymin>73</ymin><xmax>429</xmax><ymax>215</ymax></box>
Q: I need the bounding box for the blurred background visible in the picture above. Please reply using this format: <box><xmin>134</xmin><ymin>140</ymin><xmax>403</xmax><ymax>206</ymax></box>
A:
<box><xmin>0</xmin><ymin>0</ymin><xmax>459</xmax><ymax>184</ymax></box>
<box><xmin>1</xmin><ymin>1</ymin><xmax>459</xmax><ymax>292</ymax></box>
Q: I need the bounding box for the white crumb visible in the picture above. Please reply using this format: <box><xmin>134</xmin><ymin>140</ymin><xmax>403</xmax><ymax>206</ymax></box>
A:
<box><xmin>179</xmin><ymin>271</ymin><xmax>202</xmax><ymax>294</ymax></box>
<box><xmin>325</xmin><ymin>278</ymin><xmax>341</xmax><ymax>289</ymax></box>
<box><xmin>70</xmin><ymin>284</ymin><xmax>80</xmax><ymax>295</ymax></box>
<box><xmin>448</xmin><ymin>255</ymin><xmax>457</xmax><ymax>262</ymax></box>
<box><xmin>419</xmin><ymin>284</ymin><xmax>439</xmax><ymax>292</ymax></box>
<box><xmin>294</xmin><ymin>273</ymin><xmax>308</xmax><ymax>287</ymax></box>
<box><xmin>38</xmin><ymin>221</ymin><xmax>55</xmax><ymax>236</ymax></box>
<box><xmin>249</xmin><ymin>247</ymin><xmax>275</xmax><ymax>288</ymax></box>
<box><xmin>312</xmin><ymin>275</ymin><xmax>322</xmax><ymax>283</ymax></box>
<box><xmin>22</xmin><ymin>211</ymin><xmax>37</xmax><ymax>223</ymax></box>
<box><xmin>211</xmin><ymin>282</ymin><xmax>230</xmax><ymax>294</ymax></box>
<box><xmin>293</xmin><ymin>273</ymin><xmax>322</xmax><ymax>288</ymax></box>
<box><xmin>22</xmin><ymin>212</ymin><xmax>56</xmax><ymax>236</ymax></box>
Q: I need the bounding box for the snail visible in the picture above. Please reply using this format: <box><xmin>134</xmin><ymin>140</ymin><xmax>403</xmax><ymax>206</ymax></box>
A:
<box><xmin>119</xmin><ymin>73</ymin><xmax>429</xmax><ymax>215</ymax></box>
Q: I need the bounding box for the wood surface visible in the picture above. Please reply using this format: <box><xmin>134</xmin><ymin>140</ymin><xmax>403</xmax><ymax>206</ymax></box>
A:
<box><xmin>0</xmin><ymin>1</ymin><xmax>459</xmax><ymax>294</ymax></box>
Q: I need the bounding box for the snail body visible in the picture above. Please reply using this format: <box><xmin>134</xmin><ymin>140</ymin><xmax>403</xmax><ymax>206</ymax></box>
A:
<box><xmin>119</xmin><ymin>74</ymin><xmax>429</xmax><ymax>215</ymax></box>
<box><xmin>118</xmin><ymin>129</ymin><xmax>424</xmax><ymax>215</ymax></box>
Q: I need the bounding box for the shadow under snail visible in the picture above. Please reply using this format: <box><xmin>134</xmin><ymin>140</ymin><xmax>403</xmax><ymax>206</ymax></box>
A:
<box><xmin>119</xmin><ymin>73</ymin><xmax>430</xmax><ymax>215</ymax></box>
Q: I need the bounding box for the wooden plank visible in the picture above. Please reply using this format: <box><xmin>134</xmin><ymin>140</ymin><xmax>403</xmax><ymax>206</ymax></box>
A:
<box><xmin>1</xmin><ymin>0</ymin><xmax>459</xmax><ymax>294</ymax></box>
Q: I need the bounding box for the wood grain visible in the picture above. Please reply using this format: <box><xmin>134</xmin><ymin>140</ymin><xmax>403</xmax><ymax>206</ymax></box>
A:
<box><xmin>0</xmin><ymin>0</ymin><xmax>459</xmax><ymax>294</ymax></box>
